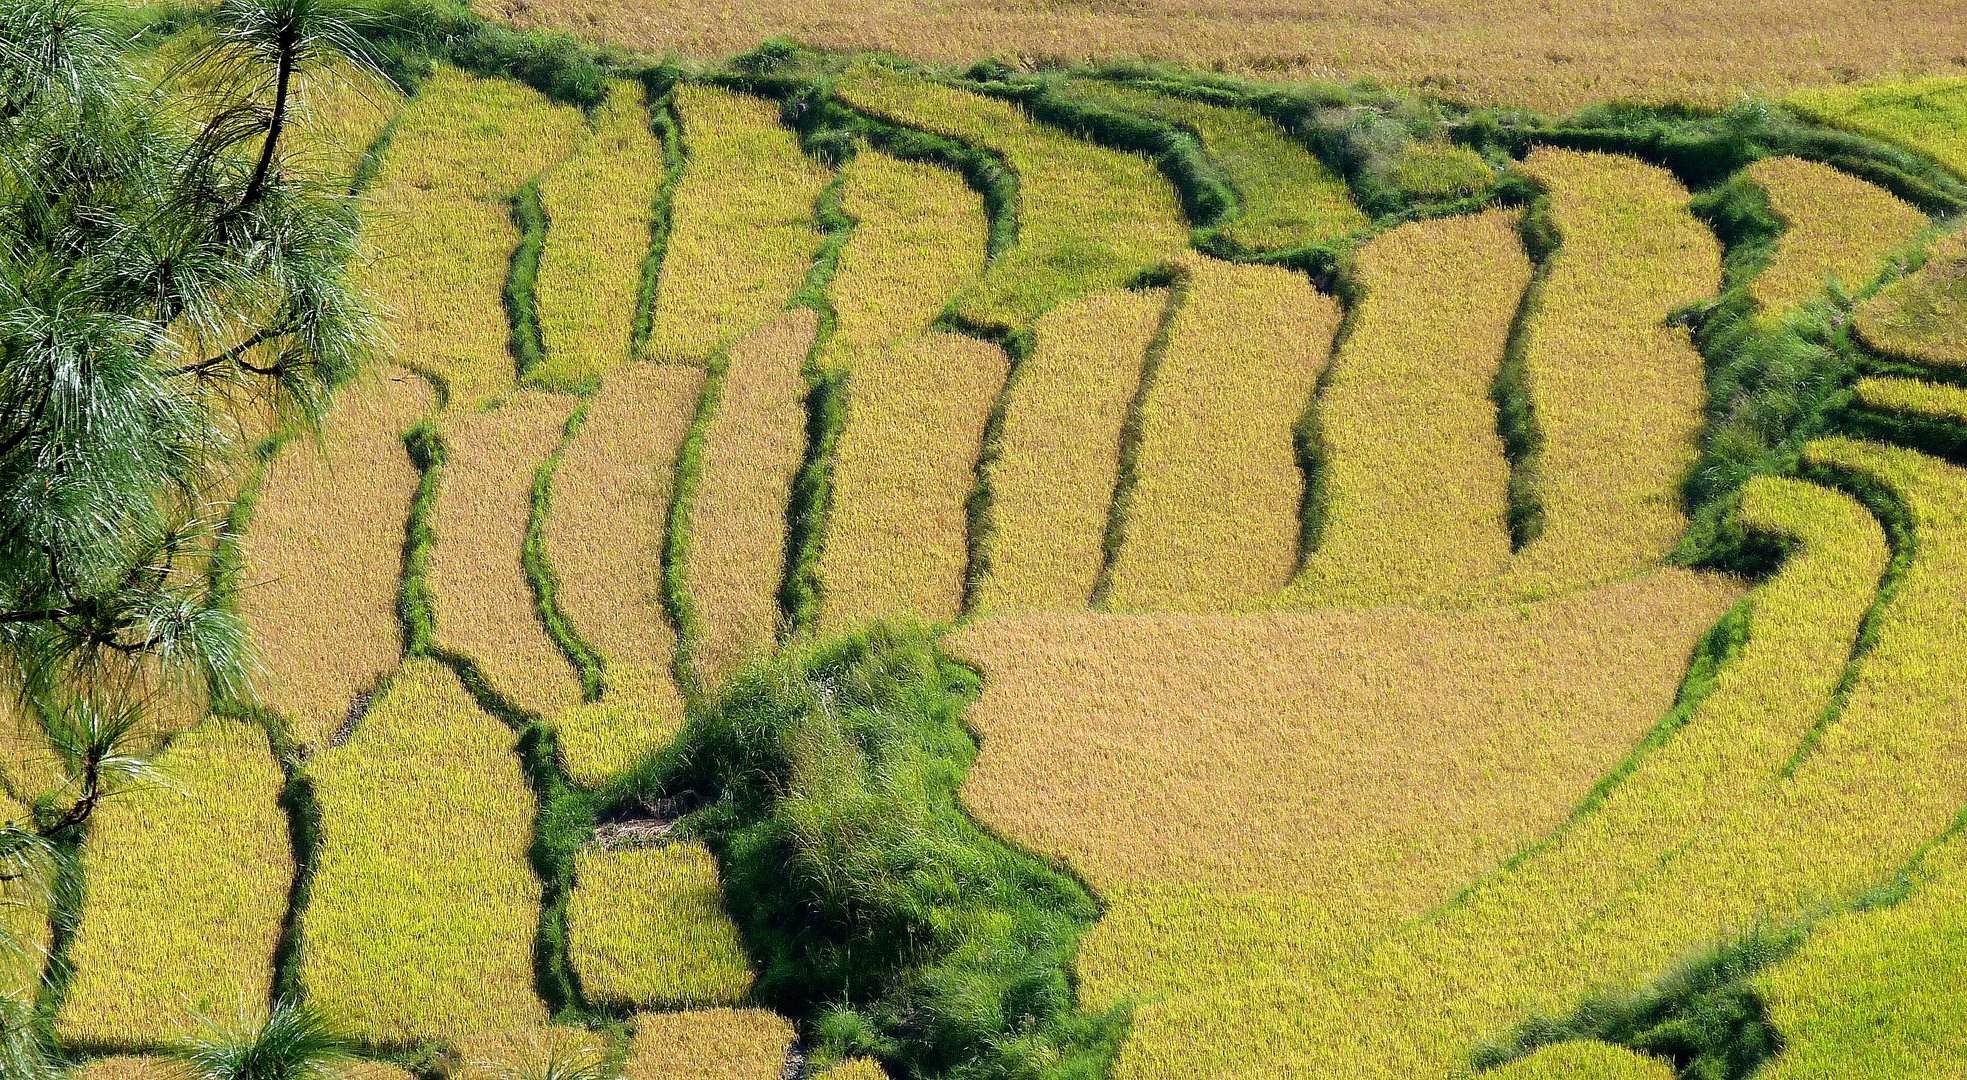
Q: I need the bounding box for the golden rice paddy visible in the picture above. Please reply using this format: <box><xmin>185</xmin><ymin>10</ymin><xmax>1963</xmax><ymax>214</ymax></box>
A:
<box><xmin>1856</xmin><ymin>226</ymin><xmax>1967</xmax><ymax>368</ymax></box>
<box><xmin>58</xmin><ymin>720</ymin><xmax>292</xmax><ymax>1045</ymax></box>
<box><xmin>567</xmin><ymin>842</ymin><xmax>756</xmax><ymax>1008</ymax></box>
<box><xmin>1286</xmin><ymin>209</ymin><xmax>1529</xmax><ymax>606</ymax></box>
<box><xmin>974</xmin><ymin>288</ymin><xmax>1167</xmax><ymax>613</ymax></box>
<box><xmin>302</xmin><ymin>659</ymin><xmax>547</xmax><ymax>1041</ymax></box>
<box><xmin>1103</xmin><ymin>255</ymin><xmax>1342</xmax><ymax>610</ymax></box>
<box><xmin>1501</xmin><ymin>148</ymin><xmax>1721</xmax><ymax>597</ymax></box>
<box><xmin>646</xmin><ymin>86</ymin><xmax>830</xmax><ymax>366</ymax></box>
<box><xmin>430</xmin><ymin>392</ymin><xmax>584</xmax><ymax>718</ymax></box>
<box><xmin>683</xmin><ymin>310</ymin><xmax>820</xmax><ymax>683</ymax></box>
<box><xmin>620</xmin><ymin>1009</ymin><xmax>796</xmax><ymax>1080</ymax></box>
<box><xmin>236</xmin><ymin>367</ymin><xmax>435</xmax><ymax>749</ymax></box>
<box><xmin>533</xmin><ymin>80</ymin><xmax>667</xmax><ymax>391</ymax></box>
<box><xmin>1743</xmin><ymin>156</ymin><xmax>1928</xmax><ymax>316</ymax></box>
<box><xmin>544</xmin><ymin>363</ymin><xmax>703</xmax><ymax>782</ymax></box>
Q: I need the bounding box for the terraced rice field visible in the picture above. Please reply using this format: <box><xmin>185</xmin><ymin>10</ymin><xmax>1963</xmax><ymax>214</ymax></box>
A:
<box><xmin>39</xmin><ymin>23</ymin><xmax>1967</xmax><ymax>1080</ymax></box>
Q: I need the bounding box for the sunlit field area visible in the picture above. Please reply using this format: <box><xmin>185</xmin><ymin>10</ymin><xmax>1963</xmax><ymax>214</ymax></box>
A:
<box><xmin>4</xmin><ymin>0</ymin><xmax>1967</xmax><ymax>1078</ymax></box>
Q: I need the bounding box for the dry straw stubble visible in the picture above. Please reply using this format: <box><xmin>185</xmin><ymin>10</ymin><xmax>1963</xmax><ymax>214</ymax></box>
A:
<box><xmin>58</xmin><ymin>720</ymin><xmax>293</xmax><ymax>1045</ymax></box>
<box><xmin>303</xmin><ymin>659</ymin><xmax>547</xmax><ymax>1041</ymax></box>
<box><xmin>1744</xmin><ymin>156</ymin><xmax>1928</xmax><ymax>317</ymax></box>
<box><xmin>545</xmin><ymin>364</ymin><xmax>704</xmax><ymax>783</ymax></box>
<box><xmin>533</xmin><ymin>80</ymin><xmax>667</xmax><ymax>391</ymax></box>
<box><xmin>567</xmin><ymin>842</ymin><xmax>755</xmax><ymax>1008</ymax></box>
<box><xmin>431</xmin><ymin>391</ymin><xmax>584</xmax><ymax>718</ymax></box>
<box><xmin>1104</xmin><ymin>255</ymin><xmax>1341</xmax><ymax>610</ymax></box>
<box><xmin>975</xmin><ymin>288</ymin><xmax>1167</xmax><ymax>613</ymax></box>
<box><xmin>1286</xmin><ymin>208</ymin><xmax>1529</xmax><ymax>606</ymax></box>
<box><xmin>648</xmin><ymin>85</ymin><xmax>830</xmax><ymax>365</ymax></box>
<box><xmin>1503</xmin><ymin>148</ymin><xmax>1721</xmax><ymax>596</ymax></box>
<box><xmin>238</xmin><ymin>367</ymin><xmax>435</xmax><ymax>749</ymax></box>
<box><xmin>357</xmin><ymin>67</ymin><xmax>586</xmax><ymax>408</ymax></box>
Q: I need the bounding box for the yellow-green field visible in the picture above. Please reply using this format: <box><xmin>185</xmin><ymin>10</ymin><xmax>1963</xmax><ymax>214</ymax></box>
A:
<box><xmin>30</xmin><ymin>23</ymin><xmax>1967</xmax><ymax>1080</ymax></box>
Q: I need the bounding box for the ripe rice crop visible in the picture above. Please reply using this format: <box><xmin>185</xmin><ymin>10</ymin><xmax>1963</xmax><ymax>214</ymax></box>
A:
<box><xmin>647</xmin><ymin>86</ymin><xmax>830</xmax><ymax>366</ymax></box>
<box><xmin>1853</xmin><ymin>375</ymin><xmax>1967</xmax><ymax>422</ymax></box>
<box><xmin>1502</xmin><ymin>148</ymin><xmax>1721</xmax><ymax>597</ymax></box>
<box><xmin>1488</xmin><ymin>1043</ymin><xmax>1677</xmax><ymax>1079</ymax></box>
<box><xmin>1855</xmin><ymin>226</ymin><xmax>1967</xmax><ymax>368</ymax></box>
<box><xmin>818</xmin><ymin>332</ymin><xmax>1007</xmax><ymax>631</ymax></box>
<box><xmin>452</xmin><ymin>1027</ymin><xmax>609</xmax><ymax>1080</ymax></box>
<box><xmin>283</xmin><ymin>62</ymin><xmax>403</xmax><ymax>181</ymax></box>
<box><xmin>816</xmin><ymin>1061</ymin><xmax>889</xmax><ymax>1080</ymax></box>
<box><xmin>0</xmin><ymin>697</ymin><xmax>63</xmax><ymax>807</ymax></box>
<box><xmin>357</xmin><ymin>67</ymin><xmax>586</xmax><ymax>408</ymax></box>
<box><xmin>684</xmin><ymin>309</ymin><xmax>819</xmax><ymax>685</ymax></box>
<box><xmin>1744</xmin><ymin>156</ymin><xmax>1928</xmax><ymax>316</ymax></box>
<box><xmin>70</xmin><ymin>1060</ymin><xmax>178</xmax><ymax>1080</ymax></box>
<box><xmin>533</xmin><ymin>81</ymin><xmax>667</xmax><ymax>391</ymax></box>
<box><xmin>1755</xmin><ymin>835</ymin><xmax>1967</xmax><ymax>1077</ymax></box>
<box><xmin>974</xmin><ymin>288</ymin><xmax>1167</xmax><ymax>613</ymax></box>
<box><xmin>1286</xmin><ymin>209</ymin><xmax>1529</xmax><ymax>606</ymax></box>
<box><xmin>302</xmin><ymin>659</ymin><xmax>547</xmax><ymax>1041</ymax></box>
<box><xmin>817</xmin><ymin>150</ymin><xmax>987</xmax><ymax>375</ymax></box>
<box><xmin>58</xmin><ymin>720</ymin><xmax>291</xmax><ymax>1046</ymax></box>
<box><xmin>620</xmin><ymin>1009</ymin><xmax>796</xmax><ymax>1080</ymax></box>
<box><xmin>237</xmin><ymin>367</ymin><xmax>435</xmax><ymax>749</ymax></box>
<box><xmin>1790</xmin><ymin>77</ymin><xmax>1967</xmax><ymax>179</ymax></box>
<box><xmin>0</xmin><ymin>787</ymin><xmax>46</xmax><ymax>1000</ymax></box>
<box><xmin>545</xmin><ymin>364</ymin><xmax>704</xmax><ymax>783</ymax></box>
<box><xmin>1103</xmin><ymin>255</ymin><xmax>1342</xmax><ymax>610</ymax></box>
<box><xmin>949</xmin><ymin>568</ymin><xmax>1740</xmax><ymax>1025</ymax></box>
<box><xmin>1063</xmin><ymin>79</ymin><xmax>1367</xmax><ymax>252</ymax></box>
<box><xmin>566</xmin><ymin>843</ymin><xmax>755</xmax><ymax>1008</ymax></box>
<box><xmin>1133</xmin><ymin>444</ymin><xmax>1967</xmax><ymax>1079</ymax></box>
<box><xmin>487</xmin><ymin>0</ymin><xmax>1967</xmax><ymax>112</ymax></box>
<box><xmin>834</xmin><ymin>64</ymin><xmax>1187</xmax><ymax>331</ymax></box>
<box><xmin>431</xmin><ymin>392</ymin><xmax>585</xmax><ymax>718</ymax></box>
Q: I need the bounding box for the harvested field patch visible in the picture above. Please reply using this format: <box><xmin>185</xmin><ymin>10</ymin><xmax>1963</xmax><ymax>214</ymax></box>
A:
<box><xmin>647</xmin><ymin>86</ymin><xmax>829</xmax><ymax>366</ymax></box>
<box><xmin>1104</xmin><ymin>255</ymin><xmax>1341</xmax><ymax>610</ymax></box>
<box><xmin>1856</xmin><ymin>226</ymin><xmax>1967</xmax><ymax>368</ymax></box>
<box><xmin>431</xmin><ymin>392</ymin><xmax>584</xmax><ymax>718</ymax></box>
<box><xmin>1503</xmin><ymin>148</ymin><xmax>1721</xmax><ymax>597</ymax></box>
<box><xmin>567</xmin><ymin>842</ymin><xmax>755</xmax><ymax>1008</ymax></box>
<box><xmin>818</xmin><ymin>332</ymin><xmax>1006</xmax><ymax>631</ymax></box>
<box><xmin>1744</xmin><ymin>156</ymin><xmax>1928</xmax><ymax>316</ymax></box>
<box><xmin>1286</xmin><ymin>209</ymin><xmax>1529</xmax><ymax>606</ymax></box>
<box><xmin>1064</xmin><ymin>79</ymin><xmax>1367</xmax><ymax>251</ymax></box>
<box><xmin>818</xmin><ymin>150</ymin><xmax>987</xmax><ymax>375</ymax></box>
<box><xmin>975</xmin><ymin>288</ymin><xmax>1166</xmax><ymax>613</ymax></box>
<box><xmin>533</xmin><ymin>80</ymin><xmax>667</xmax><ymax>391</ymax></box>
<box><xmin>545</xmin><ymin>364</ymin><xmax>703</xmax><ymax>782</ymax></box>
<box><xmin>237</xmin><ymin>367</ymin><xmax>435</xmax><ymax>749</ymax></box>
<box><xmin>1790</xmin><ymin>77</ymin><xmax>1967</xmax><ymax>179</ymax></box>
<box><xmin>620</xmin><ymin>1009</ymin><xmax>796</xmax><ymax>1080</ymax></box>
<box><xmin>834</xmin><ymin>64</ymin><xmax>1187</xmax><ymax>330</ymax></box>
<box><xmin>355</xmin><ymin>67</ymin><xmax>586</xmax><ymax>408</ymax></box>
<box><xmin>58</xmin><ymin>720</ymin><xmax>291</xmax><ymax>1046</ymax></box>
<box><xmin>302</xmin><ymin>659</ymin><xmax>546</xmax><ymax>1041</ymax></box>
<box><xmin>683</xmin><ymin>309</ymin><xmax>819</xmax><ymax>685</ymax></box>
<box><xmin>485</xmin><ymin>0</ymin><xmax>1967</xmax><ymax>112</ymax></box>
<box><xmin>950</xmin><ymin>567</ymin><xmax>1741</xmax><ymax>1024</ymax></box>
